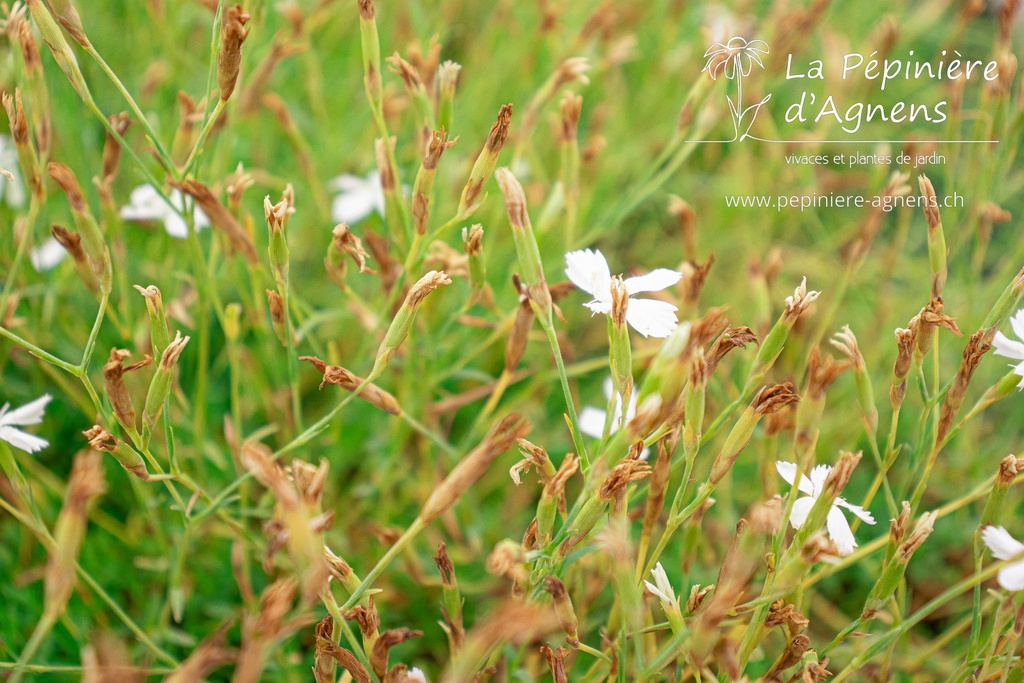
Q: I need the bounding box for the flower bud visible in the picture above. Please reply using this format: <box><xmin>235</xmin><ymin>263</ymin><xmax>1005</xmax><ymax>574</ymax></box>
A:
<box><xmin>26</xmin><ymin>0</ymin><xmax>90</xmax><ymax>98</ymax></box>
<box><xmin>412</xmin><ymin>128</ymin><xmax>457</xmax><ymax>235</ymax></box>
<box><xmin>48</xmin><ymin>162</ymin><xmax>110</xmax><ymax>287</ymax></box>
<box><xmin>537</xmin><ymin>454</ymin><xmax>578</xmax><ymax>544</ymax></box>
<box><xmin>937</xmin><ymin>328</ymin><xmax>992</xmax><ymax>444</ymax></box>
<box><xmin>176</xmin><ymin>178</ymin><xmax>258</xmax><ymax>263</ymax></box>
<box><xmin>608</xmin><ymin>276</ymin><xmax>633</xmax><ymax>403</ymax></box>
<box><xmin>217</xmin><ymin>4</ymin><xmax>250</xmax><ymax>101</ymax></box>
<box><xmin>83</xmin><ymin>425</ymin><xmax>148</xmax><ymax>479</ymax></box>
<box><xmin>387</xmin><ymin>52</ymin><xmax>433</xmax><ymax>129</ymax></box>
<box><xmin>543</xmin><ymin>576</ymin><xmax>579</xmax><ymax>647</ymax></box>
<box><xmin>707</xmin><ymin>383</ymin><xmax>799</xmax><ymax>486</ymax></box>
<box><xmin>44</xmin><ymin>449</ymin><xmax>105</xmax><ymax>620</ymax></box>
<box><xmin>433</xmin><ymin>543</ymin><xmax>465</xmax><ymax>649</ymax></box>
<box><xmin>375</xmin><ymin>271</ymin><xmax>452</xmax><ymax>375</ymax></box>
<box><xmin>2</xmin><ymin>90</ymin><xmax>43</xmax><ymax>200</ymax></box>
<box><xmin>14</xmin><ymin>16</ymin><xmax>52</xmax><ymax>161</ymax></box>
<box><xmin>437</xmin><ymin>60</ymin><xmax>461</xmax><ymax>131</ymax></box>
<box><xmin>745</xmin><ymin>278</ymin><xmax>819</xmax><ymax>393</ymax></box>
<box><xmin>496</xmin><ymin>167</ymin><xmax>551</xmax><ymax>321</ymax></box>
<box><xmin>918</xmin><ymin>175</ymin><xmax>947</xmax><ymax>298</ymax></box>
<box><xmin>419</xmin><ymin>414</ymin><xmax>529</xmax><ymax>523</ymax></box>
<box><xmin>357</xmin><ymin>0</ymin><xmax>382</xmax><ymax>112</ymax></box>
<box><xmin>134</xmin><ymin>285</ymin><xmax>170</xmax><ymax>358</ymax></box>
<box><xmin>300</xmin><ymin>356</ymin><xmax>401</xmax><ymax>415</ymax></box>
<box><xmin>143</xmin><ymin>331</ymin><xmax>189</xmax><ymax>433</ymax></box>
<box><xmin>53</xmin><ymin>224</ymin><xmax>99</xmax><ymax>293</ymax></box>
<box><xmin>103</xmin><ymin>348</ymin><xmax>150</xmax><ymax>436</ymax></box>
<box><xmin>459</xmin><ymin>104</ymin><xmax>512</xmax><ymax>214</ymax></box>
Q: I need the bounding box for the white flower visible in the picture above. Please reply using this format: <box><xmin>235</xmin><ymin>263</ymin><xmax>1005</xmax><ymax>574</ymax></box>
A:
<box><xmin>0</xmin><ymin>394</ymin><xmax>52</xmax><ymax>453</ymax></box>
<box><xmin>776</xmin><ymin>460</ymin><xmax>875</xmax><ymax>556</ymax></box>
<box><xmin>407</xmin><ymin>668</ymin><xmax>428</xmax><ymax>683</ymax></box>
<box><xmin>120</xmin><ymin>184</ymin><xmax>210</xmax><ymax>239</ymax></box>
<box><xmin>329</xmin><ymin>171</ymin><xmax>386</xmax><ymax>225</ymax></box>
<box><xmin>0</xmin><ymin>134</ymin><xmax>26</xmax><ymax>209</ymax></box>
<box><xmin>565</xmin><ymin>249</ymin><xmax>682</xmax><ymax>338</ymax></box>
<box><xmin>644</xmin><ymin>562</ymin><xmax>679</xmax><ymax>611</ymax></box>
<box><xmin>981</xmin><ymin>526</ymin><xmax>1024</xmax><ymax>591</ymax></box>
<box><xmin>993</xmin><ymin>309</ymin><xmax>1024</xmax><ymax>390</ymax></box>
<box><xmin>580</xmin><ymin>378</ymin><xmax>635</xmax><ymax>438</ymax></box>
<box><xmin>30</xmin><ymin>236</ymin><xmax>68</xmax><ymax>272</ymax></box>
<box><xmin>578</xmin><ymin>378</ymin><xmax>651</xmax><ymax>459</ymax></box>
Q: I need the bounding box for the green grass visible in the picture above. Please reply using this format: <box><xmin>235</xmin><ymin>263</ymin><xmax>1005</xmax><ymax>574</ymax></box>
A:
<box><xmin>1</xmin><ymin>0</ymin><xmax>1023</xmax><ymax>680</ymax></box>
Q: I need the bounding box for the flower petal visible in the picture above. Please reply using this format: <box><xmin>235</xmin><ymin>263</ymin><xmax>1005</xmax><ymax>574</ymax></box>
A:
<box><xmin>643</xmin><ymin>579</ymin><xmax>671</xmax><ymax>604</ymax></box>
<box><xmin>827</xmin><ymin>506</ymin><xmax>857</xmax><ymax>556</ymax></box>
<box><xmin>30</xmin><ymin>237</ymin><xmax>68</xmax><ymax>272</ymax></box>
<box><xmin>584</xmin><ymin>299</ymin><xmax>613</xmax><ymax>316</ymax></box>
<box><xmin>993</xmin><ymin>331</ymin><xmax>1024</xmax><ymax>362</ymax></box>
<box><xmin>1010</xmin><ymin>309</ymin><xmax>1024</xmax><ymax>343</ymax></box>
<box><xmin>997</xmin><ymin>561</ymin><xmax>1024</xmax><ymax>591</ymax></box>
<box><xmin>625</xmin><ymin>298</ymin><xmax>678</xmax><ymax>338</ymax></box>
<box><xmin>789</xmin><ymin>496</ymin><xmax>815</xmax><ymax>529</ymax></box>
<box><xmin>808</xmin><ymin>464</ymin><xmax>832</xmax><ymax>496</ymax></box>
<box><xmin>565</xmin><ymin>249</ymin><xmax>611</xmax><ymax>299</ymax></box>
<box><xmin>776</xmin><ymin>461</ymin><xmax>814</xmax><ymax>495</ymax></box>
<box><xmin>0</xmin><ymin>425</ymin><xmax>49</xmax><ymax>453</ymax></box>
<box><xmin>331</xmin><ymin>186</ymin><xmax>379</xmax><ymax>225</ymax></box>
<box><xmin>120</xmin><ymin>184</ymin><xmax>167</xmax><ymax>221</ymax></box>
<box><xmin>579</xmin><ymin>406</ymin><xmax>607</xmax><ymax>439</ymax></box>
<box><xmin>835</xmin><ymin>497</ymin><xmax>875</xmax><ymax>524</ymax></box>
<box><xmin>624</xmin><ymin>268</ymin><xmax>683</xmax><ymax>294</ymax></box>
<box><xmin>982</xmin><ymin>526</ymin><xmax>1024</xmax><ymax>561</ymax></box>
<box><xmin>1</xmin><ymin>394</ymin><xmax>51</xmax><ymax>427</ymax></box>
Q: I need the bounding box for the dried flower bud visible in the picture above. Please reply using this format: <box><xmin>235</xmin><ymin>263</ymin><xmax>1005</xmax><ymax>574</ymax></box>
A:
<box><xmin>542</xmin><ymin>577</ymin><xmax>579</xmax><ymax>646</ymax></box>
<box><xmin>83</xmin><ymin>425</ymin><xmax>148</xmax><ymax>479</ymax></box>
<box><xmin>459</xmin><ymin>104</ymin><xmax>513</xmax><ymax>214</ymax></box>
<box><xmin>101</xmin><ymin>112</ymin><xmax>131</xmax><ymax>181</ymax></box>
<box><xmin>142</xmin><ymin>331</ymin><xmax>189</xmax><ymax>432</ymax></box>
<box><xmin>937</xmin><ymin>329</ymin><xmax>992</xmax><ymax>444</ymax></box>
<box><xmin>598</xmin><ymin>447</ymin><xmax>651</xmax><ymax>501</ymax></box>
<box><xmin>705</xmin><ymin>326</ymin><xmax>758</xmax><ymax>377</ymax></box>
<box><xmin>218</xmin><ymin>4</ymin><xmax>251</xmax><ymax>101</ymax></box>
<box><xmin>420</xmin><ymin>414</ymin><xmax>530</xmax><ymax>523</ymax></box>
<box><xmin>669</xmin><ymin>195</ymin><xmax>698</xmax><ymax>260</ymax></box>
<box><xmin>686</xmin><ymin>584</ymin><xmax>714</xmax><ymax>615</ymax></box>
<box><xmin>412</xmin><ymin>127</ymin><xmax>457</xmax><ymax>235</ymax></box>
<box><xmin>918</xmin><ymin>175</ymin><xmax>947</xmax><ymax>298</ymax></box>
<box><xmin>496</xmin><ymin>167</ymin><xmax>552</xmax><ymax>320</ymax></box>
<box><xmin>540</xmin><ymin>643</ymin><xmax>570</xmax><ymax>683</ymax></box>
<box><xmin>369</xmin><ymin>629</ymin><xmax>423</xmax><ymax>679</ymax></box>
<box><xmin>342</xmin><ymin>595</ymin><xmax>381</xmax><ymax>643</ymax></box>
<box><xmin>44</xmin><ymin>449</ymin><xmax>105</xmax><ymax>620</ymax></box>
<box><xmin>299</xmin><ymin>355</ymin><xmax>401</xmax><ymax>415</ymax></box>
<box><xmin>103</xmin><ymin>348</ymin><xmax>149</xmax><ymax>434</ymax></box>
<box><xmin>375</xmin><ymin>271</ymin><xmax>452</xmax><ymax>373</ymax></box>
<box><xmin>176</xmin><ymin>179</ymin><xmax>258</xmax><ymax>263</ymax></box>
<box><xmin>784</xmin><ymin>277</ymin><xmax>821</xmax><ymax>321</ymax></box>
<box><xmin>890</xmin><ymin>501</ymin><xmax>912</xmax><ymax>547</ymax></box>
<box><xmin>325</xmin><ymin>224</ymin><xmax>375</xmax><ymax>287</ymax></box>
<box><xmin>764</xmin><ymin>600</ymin><xmax>810</xmax><ymax>629</ymax></box>
<box><xmin>753</xmin><ymin>382</ymin><xmax>801</xmax><ymax>416</ymax></box>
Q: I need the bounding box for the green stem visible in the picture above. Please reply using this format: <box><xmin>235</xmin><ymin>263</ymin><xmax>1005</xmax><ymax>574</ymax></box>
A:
<box><xmin>539</xmin><ymin>317</ymin><xmax>589</xmax><ymax>470</ymax></box>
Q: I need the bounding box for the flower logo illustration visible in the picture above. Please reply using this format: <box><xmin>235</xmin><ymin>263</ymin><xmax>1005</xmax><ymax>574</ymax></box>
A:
<box><xmin>699</xmin><ymin>36</ymin><xmax>772</xmax><ymax>142</ymax></box>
